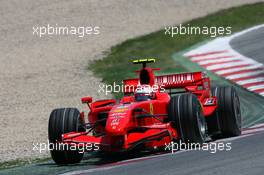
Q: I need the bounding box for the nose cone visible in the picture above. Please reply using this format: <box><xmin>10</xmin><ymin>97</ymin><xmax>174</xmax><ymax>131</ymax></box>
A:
<box><xmin>106</xmin><ymin>105</ymin><xmax>132</xmax><ymax>135</ymax></box>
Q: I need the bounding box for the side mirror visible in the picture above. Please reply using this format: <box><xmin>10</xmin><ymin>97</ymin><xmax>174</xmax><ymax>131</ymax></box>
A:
<box><xmin>81</xmin><ymin>96</ymin><xmax>93</xmax><ymax>104</ymax></box>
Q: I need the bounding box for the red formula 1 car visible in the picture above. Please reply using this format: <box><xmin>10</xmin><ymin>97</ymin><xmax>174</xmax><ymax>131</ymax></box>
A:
<box><xmin>48</xmin><ymin>59</ymin><xmax>241</xmax><ymax>164</ymax></box>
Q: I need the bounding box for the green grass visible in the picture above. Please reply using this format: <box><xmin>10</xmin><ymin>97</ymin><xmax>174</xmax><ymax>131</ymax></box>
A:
<box><xmin>89</xmin><ymin>2</ymin><xmax>264</xmax><ymax>98</ymax></box>
<box><xmin>0</xmin><ymin>157</ymin><xmax>50</xmax><ymax>170</ymax></box>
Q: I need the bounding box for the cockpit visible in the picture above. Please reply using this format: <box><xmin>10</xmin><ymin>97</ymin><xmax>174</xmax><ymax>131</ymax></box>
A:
<box><xmin>134</xmin><ymin>86</ymin><xmax>156</xmax><ymax>101</ymax></box>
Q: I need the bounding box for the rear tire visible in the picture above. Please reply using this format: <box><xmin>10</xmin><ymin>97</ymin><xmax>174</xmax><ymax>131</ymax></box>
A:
<box><xmin>168</xmin><ymin>93</ymin><xmax>206</xmax><ymax>144</ymax></box>
<box><xmin>48</xmin><ymin>108</ymin><xmax>85</xmax><ymax>165</ymax></box>
<box><xmin>210</xmin><ymin>86</ymin><xmax>241</xmax><ymax>138</ymax></box>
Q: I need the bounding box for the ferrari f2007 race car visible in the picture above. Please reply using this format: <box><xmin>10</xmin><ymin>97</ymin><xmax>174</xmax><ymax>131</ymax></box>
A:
<box><xmin>48</xmin><ymin>59</ymin><xmax>241</xmax><ymax>164</ymax></box>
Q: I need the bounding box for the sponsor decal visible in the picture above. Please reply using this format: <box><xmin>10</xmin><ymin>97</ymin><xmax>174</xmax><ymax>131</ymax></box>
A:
<box><xmin>111</xmin><ymin>118</ymin><xmax>120</xmax><ymax>126</ymax></box>
<box><xmin>150</xmin><ymin>103</ymin><xmax>154</xmax><ymax>115</ymax></box>
<box><xmin>112</xmin><ymin>108</ymin><xmax>128</xmax><ymax>113</ymax></box>
<box><xmin>205</xmin><ymin>98</ymin><xmax>214</xmax><ymax>105</ymax></box>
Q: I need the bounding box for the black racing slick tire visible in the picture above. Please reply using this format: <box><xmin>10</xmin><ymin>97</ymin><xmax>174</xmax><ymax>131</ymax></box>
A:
<box><xmin>210</xmin><ymin>86</ymin><xmax>242</xmax><ymax>138</ymax></box>
<box><xmin>48</xmin><ymin>108</ymin><xmax>85</xmax><ymax>165</ymax></box>
<box><xmin>168</xmin><ymin>93</ymin><xmax>207</xmax><ymax>144</ymax></box>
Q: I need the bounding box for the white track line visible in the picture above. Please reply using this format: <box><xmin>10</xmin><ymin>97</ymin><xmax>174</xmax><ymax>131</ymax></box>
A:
<box><xmin>198</xmin><ymin>57</ymin><xmax>242</xmax><ymax>65</ymax></box>
<box><xmin>242</xmin><ymin>127</ymin><xmax>264</xmax><ymax>135</ymax></box>
<box><xmin>237</xmin><ymin>77</ymin><xmax>264</xmax><ymax>85</ymax></box>
<box><xmin>190</xmin><ymin>53</ymin><xmax>232</xmax><ymax>61</ymax></box>
<box><xmin>215</xmin><ymin>64</ymin><xmax>264</xmax><ymax>75</ymax></box>
<box><xmin>187</xmin><ymin>50</ymin><xmax>228</xmax><ymax>58</ymax></box>
<box><xmin>249</xmin><ymin>123</ymin><xmax>264</xmax><ymax>128</ymax></box>
<box><xmin>225</xmin><ymin>70</ymin><xmax>264</xmax><ymax>80</ymax></box>
<box><xmin>206</xmin><ymin>60</ymin><xmax>254</xmax><ymax>70</ymax></box>
<box><xmin>247</xmin><ymin>84</ymin><xmax>264</xmax><ymax>91</ymax></box>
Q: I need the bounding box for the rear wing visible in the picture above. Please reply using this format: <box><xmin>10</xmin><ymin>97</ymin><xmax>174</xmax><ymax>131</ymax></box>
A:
<box><xmin>123</xmin><ymin>72</ymin><xmax>207</xmax><ymax>93</ymax></box>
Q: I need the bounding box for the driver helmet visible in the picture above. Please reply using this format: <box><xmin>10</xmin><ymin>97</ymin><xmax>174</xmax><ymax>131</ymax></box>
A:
<box><xmin>134</xmin><ymin>86</ymin><xmax>155</xmax><ymax>101</ymax></box>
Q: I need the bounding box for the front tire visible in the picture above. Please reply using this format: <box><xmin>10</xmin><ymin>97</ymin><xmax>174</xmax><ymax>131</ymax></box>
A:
<box><xmin>168</xmin><ymin>93</ymin><xmax>206</xmax><ymax>144</ymax></box>
<box><xmin>48</xmin><ymin>108</ymin><xmax>85</xmax><ymax>165</ymax></box>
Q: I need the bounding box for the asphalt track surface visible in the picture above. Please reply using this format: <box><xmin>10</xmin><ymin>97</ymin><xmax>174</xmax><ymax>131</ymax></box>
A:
<box><xmin>2</xmin><ymin>129</ymin><xmax>264</xmax><ymax>175</ymax></box>
<box><xmin>63</xmin><ymin>131</ymin><xmax>264</xmax><ymax>175</ymax></box>
<box><xmin>1</xmin><ymin>27</ymin><xmax>264</xmax><ymax>175</ymax></box>
<box><xmin>230</xmin><ymin>26</ymin><xmax>264</xmax><ymax>64</ymax></box>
